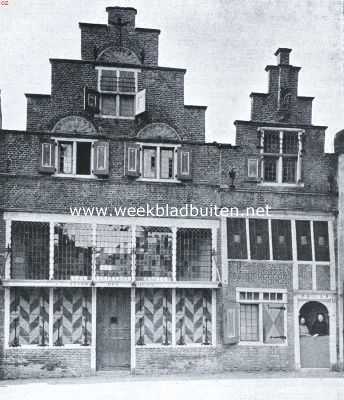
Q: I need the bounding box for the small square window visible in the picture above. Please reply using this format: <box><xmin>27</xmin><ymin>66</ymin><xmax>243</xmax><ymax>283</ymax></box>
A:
<box><xmin>318</xmin><ymin>236</ymin><xmax>325</xmax><ymax>246</ymax></box>
<box><xmin>233</xmin><ymin>234</ymin><xmax>241</xmax><ymax>243</ymax></box>
<box><xmin>301</xmin><ymin>235</ymin><xmax>308</xmax><ymax>245</ymax></box>
<box><xmin>278</xmin><ymin>235</ymin><xmax>285</xmax><ymax>244</ymax></box>
<box><xmin>263</xmin><ymin>292</ymin><xmax>269</xmax><ymax>300</ymax></box>
<box><xmin>240</xmin><ymin>292</ymin><xmax>246</xmax><ymax>300</ymax></box>
<box><xmin>253</xmin><ymin>292</ymin><xmax>259</xmax><ymax>300</ymax></box>
<box><xmin>277</xmin><ymin>293</ymin><xmax>283</xmax><ymax>301</ymax></box>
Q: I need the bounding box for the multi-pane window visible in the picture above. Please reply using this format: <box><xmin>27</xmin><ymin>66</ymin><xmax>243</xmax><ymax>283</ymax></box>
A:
<box><xmin>57</xmin><ymin>140</ymin><xmax>92</xmax><ymax>176</ymax></box>
<box><xmin>11</xmin><ymin>221</ymin><xmax>50</xmax><ymax>279</ymax></box>
<box><xmin>136</xmin><ymin>227</ymin><xmax>173</xmax><ymax>279</ymax></box>
<box><xmin>141</xmin><ymin>145</ymin><xmax>177</xmax><ymax>180</ymax></box>
<box><xmin>226</xmin><ymin>218</ymin><xmax>247</xmax><ymax>259</ymax></box>
<box><xmin>260</xmin><ymin>128</ymin><xmax>302</xmax><ymax>184</ymax></box>
<box><xmin>227</xmin><ymin>218</ymin><xmax>330</xmax><ymax>263</ymax></box>
<box><xmin>54</xmin><ymin>223</ymin><xmax>93</xmax><ymax>280</ymax></box>
<box><xmin>271</xmin><ymin>220</ymin><xmax>292</xmax><ymax>260</ymax></box>
<box><xmin>238</xmin><ymin>289</ymin><xmax>287</xmax><ymax>344</ymax></box>
<box><xmin>95</xmin><ymin>225</ymin><xmax>132</xmax><ymax>279</ymax></box>
<box><xmin>98</xmin><ymin>69</ymin><xmax>137</xmax><ymax>118</ymax></box>
<box><xmin>176</xmin><ymin>228</ymin><xmax>212</xmax><ymax>281</ymax></box>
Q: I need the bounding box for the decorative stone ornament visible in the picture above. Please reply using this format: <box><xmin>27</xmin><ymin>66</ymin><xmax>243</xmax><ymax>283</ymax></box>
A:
<box><xmin>52</xmin><ymin>116</ymin><xmax>97</xmax><ymax>134</ymax></box>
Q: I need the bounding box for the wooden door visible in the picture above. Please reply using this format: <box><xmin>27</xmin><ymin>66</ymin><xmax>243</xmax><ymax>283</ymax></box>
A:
<box><xmin>96</xmin><ymin>288</ymin><xmax>131</xmax><ymax>370</ymax></box>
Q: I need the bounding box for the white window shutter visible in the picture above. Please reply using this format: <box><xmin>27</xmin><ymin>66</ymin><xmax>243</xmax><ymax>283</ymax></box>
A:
<box><xmin>39</xmin><ymin>140</ymin><xmax>55</xmax><ymax>174</ymax></box>
<box><xmin>93</xmin><ymin>141</ymin><xmax>109</xmax><ymax>176</ymax></box>
<box><xmin>135</xmin><ymin>89</ymin><xmax>146</xmax><ymax>115</ymax></box>
<box><xmin>223</xmin><ymin>302</ymin><xmax>239</xmax><ymax>344</ymax></box>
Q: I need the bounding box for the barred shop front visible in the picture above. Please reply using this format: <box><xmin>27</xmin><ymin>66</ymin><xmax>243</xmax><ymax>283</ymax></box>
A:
<box><xmin>2</xmin><ymin>212</ymin><xmax>219</xmax><ymax>376</ymax></box>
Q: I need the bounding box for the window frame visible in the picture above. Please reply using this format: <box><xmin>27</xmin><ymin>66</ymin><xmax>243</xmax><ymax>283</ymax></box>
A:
<box><xmin>137</xmin><ymin>142</ymin><xmax>181</xmax><ymax>182</ymax></box>
<box><xmin>236</xmin><ymin>288</ymin><xmax>288</xmax><ymax>346</ymax></box>
<box><xmin>258</xmin><ymin>127</ymin><xmax>304</xmax><ymax>186</ymax></box>
<box><xmin>96</xmin><ymin>67</ymin><xmax>139</xmax><ymax>120</ymax></box>
<box><xmin>52</xmin><ymin>137</ymin><xmax>96</xmax><ymax>179</ymax></box>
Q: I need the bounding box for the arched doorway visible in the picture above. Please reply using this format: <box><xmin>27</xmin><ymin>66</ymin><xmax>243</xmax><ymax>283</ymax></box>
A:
<box><xmin>299</xmin><ymin>301</ymin><xmax>330</xmax><ymax>368</ymax></box>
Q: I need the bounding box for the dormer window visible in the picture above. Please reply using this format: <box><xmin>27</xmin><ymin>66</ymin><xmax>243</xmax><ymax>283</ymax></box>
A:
<box><xmin>94</xmin><ymin>67</ymin><xmax>145</xmax><ymax>119</ymax></box>
<box><xmin>258</xmin><ymin>128</ymin><xmax>304</xmax><ymax>185</ymax></box>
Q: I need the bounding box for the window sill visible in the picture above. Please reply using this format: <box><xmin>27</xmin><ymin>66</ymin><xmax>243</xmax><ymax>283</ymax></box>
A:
<box><xmin>53</xmin><ymin>174</ymin><xmax>98</xmax><ymax>180</ymax></box>
<box><xmin>94</xmin><ymin>114</ymin><xmax>135</xmax><ymax>120</ymax></box>
<box><xmin>137</xmin><ymin>178</ymin><xmax>181</xmax><ymax>184</ymax></box>
<box><xmin>238</xmin><ymin>341</ymin><xmax>288</xmax><ymax>347</ymax></box>
<box><xmin>259</xmin><ymin>182</ymin><xmax>304</xmax><ymax>188</ymax></box>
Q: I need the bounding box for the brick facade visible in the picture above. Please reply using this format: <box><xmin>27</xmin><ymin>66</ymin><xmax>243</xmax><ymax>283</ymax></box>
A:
<box><xmin>0</xmin><ymin>6</ymin><xmax>342</xmax><ymax>379</ymax></box>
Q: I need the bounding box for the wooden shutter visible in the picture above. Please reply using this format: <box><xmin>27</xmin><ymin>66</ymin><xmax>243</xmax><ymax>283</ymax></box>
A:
<box><xmin>125</xmin><ymin>143</ymin><xmax>140</xmax><ymax>177</ymax></box>
<box><xmin>83</xmin><ymin>87</ymin><xmax>100</xmax><ymax>113</ymax></box>
<box><xmin>223</xmin><ymin>302</ymin><xmax>239</xmax><ymax>344</ymax></box>
<box><xmin>93</xmin><ymin>141</ymin><xmax>109</xmax><ymax>176</ymax></box>
<box><xmin>177</xmin><ymin>147</ymin><xmax>192</xmax><ymax>180</ymax></box>
<box><xmin>39</xmin><ymin>140</ymin><xmax>55</xmax><ymax>174</ymax></box>
<box><xmin>135</xmin><ymin>89</ymin><xmax>146</xmax><ymax>115</ymax></box>
<box><xmin>262</xmin><ymin>303</ymin><xmax>286</xmax><ymax>344</ymax></box>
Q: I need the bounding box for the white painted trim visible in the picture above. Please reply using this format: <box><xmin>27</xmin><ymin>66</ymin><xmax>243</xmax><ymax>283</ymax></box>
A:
<box><xmin>172</xmin><ymin>227</ymin><xmax>177</xmax><ymax>281</ymax></box>
<box><xmin>221</xmin><ymin>216</ymin><xmax>228</xmax><ymax>284</ymax></box>
<box><xmin>3</xmin><ymin>212</ymin><xmax>220</xmax><ymax>229</ymax></box>
<box><xmin>268</xmin><ymin>219</ymin><xmax>273</xmax><ymax>260</ymax></box>
<box><xmin>91</xmin><ymin>287</ymin><xmax>97</xmax><ymax>373</ymax></box>
<box><xmin>130</xmin><ymin>287</ymin><xmax>136</xmax><ymax>373</ymax></box>
<box><xmin>310</xmin><ymin>221</ymin><xmax>317</xmax><ymax>291</ymax></box>
<box><xmin>91</xmin><ymin>224</ymin><xmax>96</xmax><ymax>280</ymax></box>
<box><xmin>131</xmin><ymin>225</ymin><xmax>136</xmax><ymax>281</ymax></box>
<box><xmin>48</xmin><ymin>288</ymin><xmax>54</xmax><ymax>346</ymax></box>
<box><xmin>49</xmin><ymin>222</ymin><xmax>54</xmax><ymax>280</ymax></box>
<box><xmin>212</xmin><ymin>289</ymin><xmax>216</xmax><ymax>346</ymax></box>
<box><xmin>291</xmin><ymin>219</ymin><xmax>298</xmax><ymax>290</ymax></box>
<box><xmin>328</xmin><ymin>220</ymin><xmax>336</xmax><ymax>291</ymax></box>
<box><xmin>4</xmin><ymin>288</ymin><xmax>10</xmax><ymax>349</ymax></box>
<box><xmin>5</xmin><ymin>219</ymin><xmax>11</xmax><ymax>279</ymax></box>
<box><xmin>245</xmin><ymin>218</ymin><xmax>251</xmax><ymax>260</ymax></box>
<box><xmin>211</xmin><ymin>228</ymin><xmax>217</xmax><ymax>282</ymax></box>
<box><xmin>171</xmin><ymin>288</ymin><xmax>176</xmax><ymax>346</ymax></box>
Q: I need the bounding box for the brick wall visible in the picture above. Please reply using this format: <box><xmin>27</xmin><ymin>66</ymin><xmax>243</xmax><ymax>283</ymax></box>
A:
<box><xmin>1</xmin><ymin>348</ymin><xmax>91</xmax><ymax>379</ymax></box>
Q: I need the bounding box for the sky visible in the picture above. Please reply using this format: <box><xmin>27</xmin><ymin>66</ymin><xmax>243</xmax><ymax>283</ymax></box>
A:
<box><xmin>0</xmin><ymin>0</ymin><xmax>342</xmax><ymax>151</ymax></box>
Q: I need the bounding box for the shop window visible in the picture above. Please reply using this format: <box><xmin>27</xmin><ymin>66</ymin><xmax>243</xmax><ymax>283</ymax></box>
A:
<box><xmin>271</xmin><ymin>219</ymin><xmax>292</xmax><ymax>260</ymax></box>
<box><xmin>296</xmin><ymin>220</ymin><xmax>312</xmax><ymax>261</ymax></box>
<box><xmin>249</xmin><ymin>219</ymin><xmax>269</xmax><ymax>260</ymax></box>
<box><xmin>313</xmin><ymin>221</ymin><xmax>330</xmax><ymax>261</ymax></box>
<box><xmin>227</xmin><ymin>218</ymin><xmax>247</xmax><ymax>259</ymax></box>
<box><xmin>11</xmin><ymin>221</ymin><xmax>50</xmax><ymax>280</ymax></box>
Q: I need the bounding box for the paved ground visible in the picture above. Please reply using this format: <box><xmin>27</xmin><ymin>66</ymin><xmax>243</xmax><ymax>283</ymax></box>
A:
<box><xmin>1</xmin><ymin>371</ymin><xmax>344</xmax><ymax>400</ymax></box>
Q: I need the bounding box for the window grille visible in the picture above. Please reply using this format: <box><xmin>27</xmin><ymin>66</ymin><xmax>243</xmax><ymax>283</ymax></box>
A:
<box><xmin>95</xmin><ymin>225</ymin><xmax>132</xmax><ymax>279</ymax></box>
<box><xmin>136</xmin><ymin>227</ymin><xmax>172</xmax><ymax>279</ymax></box>
<box><xmin>11</xmin><ymin>221</ymin><xmax>50</xmax><ymax>280</ymax></box>
<box><xmin>176</xmin><ymin>228</ymin><xmax>212</xmax><ymax>281</ymax></box>
<box><xmin>54</xmin><ymin>223</ymin><xmax>93</xmax><ymax>280</ymax></box>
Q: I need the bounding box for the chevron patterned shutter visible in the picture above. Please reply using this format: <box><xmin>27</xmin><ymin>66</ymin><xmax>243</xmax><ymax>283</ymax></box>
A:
<box><xmin>93</xmin><ymin>141</ymin><xmax>109</xmax><ymax>176</ymax></box>
<box><xmin>262</xmin><ymin>303</ymin><xmax>286</xmax><ymax>344</ymax></box>
<box><xmin>223</xmin><ymin>302</ymin><xmax>239</xmax><ymax>344</ymax></box>
<box><xmin>39</xmin><ymin>140</ymin><xmax>55</xmax><ymax>174</ymax></box>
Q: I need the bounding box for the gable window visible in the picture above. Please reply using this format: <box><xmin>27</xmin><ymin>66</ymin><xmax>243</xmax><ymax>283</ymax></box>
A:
<box><xmin>57</xmin><ymin>140</ymin><xmax>92</xmax><ymax>176</ymax></box>
<box><xmin>141</xmin><ymin>145</ymin><xmax>178</xmax><ymax>181</ymax></box>
<box><xmin>259</xmin><ymin>128</ymin><xmax>303</xmax><ymax>185</ymax></box>
<box><xmin>96</xmin><ymin>68</ymin><xmax>145</xmax><ymax>119</ymax></box>
<box><xmin>42</xmin><ymin>139</ymin><xmax>109</xmax><ymax>178</ymax></box>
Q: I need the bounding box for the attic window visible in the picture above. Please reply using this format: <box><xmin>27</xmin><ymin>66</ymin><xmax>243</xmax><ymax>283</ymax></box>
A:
<box><xmin>259</xmin><ymin>128</ymin><xmax>303</xmax><ymax>185</ymax></box>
